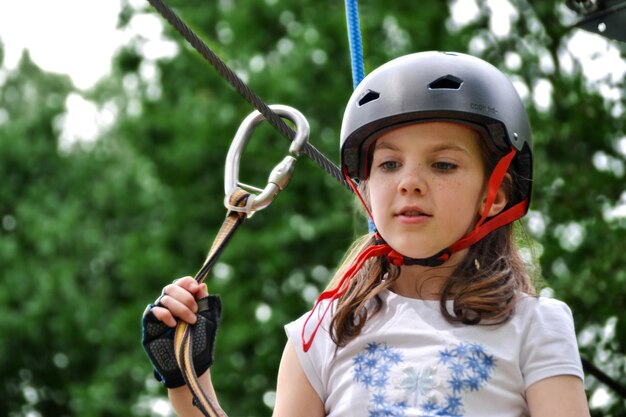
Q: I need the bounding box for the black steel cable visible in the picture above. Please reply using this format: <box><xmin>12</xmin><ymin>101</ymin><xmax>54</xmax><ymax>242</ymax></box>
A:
<box><xmin>582</xmin><ymin>357</ymin><xmax>626</xmax><ymax>400</ymax></box>
<box><xmin>146</xmin><ymin>0</ymin><xmax>351</xmax><ymax>191</ymax></box>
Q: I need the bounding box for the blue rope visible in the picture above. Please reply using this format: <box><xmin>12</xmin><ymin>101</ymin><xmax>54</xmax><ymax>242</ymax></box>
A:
<box><xmin>345</xmin><ymin>0</ymin><xmax>375</xmax><ymax>232</ymax></box>
<box><xmin>345</xmin><ymin>0</ymin><xmax>365</xmax><ymax>88</ymax></box>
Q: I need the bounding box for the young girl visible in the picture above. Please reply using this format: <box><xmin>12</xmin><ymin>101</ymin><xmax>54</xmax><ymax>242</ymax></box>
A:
<box><xmin>143</xmin><ymin>51</ymin><xmax>590</xmax><ymax>416</ymax></box>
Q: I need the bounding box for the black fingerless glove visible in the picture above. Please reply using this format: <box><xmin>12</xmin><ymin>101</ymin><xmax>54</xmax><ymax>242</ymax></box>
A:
<box><xmin>141</xmin><ymin>295</ymin><xmax>222</xmax><ymax>388</ymax></box>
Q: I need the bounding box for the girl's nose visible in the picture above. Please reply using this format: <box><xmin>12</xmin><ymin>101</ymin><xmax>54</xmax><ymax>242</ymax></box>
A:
<box><xmin>398</xmin><ymin>168</ymin><xmax>427</xmax><ymax>195</ymax></box>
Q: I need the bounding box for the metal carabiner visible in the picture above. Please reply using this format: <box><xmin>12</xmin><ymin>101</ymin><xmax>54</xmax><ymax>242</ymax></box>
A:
<box><xmin>224</xmin><ymin>104</ymin><xmax>309</xmax><ymax>216</ymax></box>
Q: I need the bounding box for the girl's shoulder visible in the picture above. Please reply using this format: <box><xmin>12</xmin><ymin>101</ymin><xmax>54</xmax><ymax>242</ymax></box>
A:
<box><xmin>514</xmin><ymin>292</ymin><xmax>574</xmax><ymax>321</ymax></box>
<box><xmin>513</xmin><ymin>293</ymin><xmax>584</xmax><ymax>387</ymax></box>
<box><xmin>513</xmin><ymin>293</ymin><xmax>579</xmax><ymax>345</ymax></box>
<box><xmin>285</xmin><ymin>298</ymin><xmax>339</xmax><ymax>353</ymax></box>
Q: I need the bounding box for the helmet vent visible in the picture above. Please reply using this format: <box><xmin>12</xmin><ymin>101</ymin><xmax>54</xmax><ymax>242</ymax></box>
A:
<box><xmin>357</xmin><ymin>90</ymin><xmax>380</xmax><ymax>107</ymax></box>
<box><xmin>428</xmin><ymin>75</ymin><xmax>463</xmax><ymax>90</ymax></box>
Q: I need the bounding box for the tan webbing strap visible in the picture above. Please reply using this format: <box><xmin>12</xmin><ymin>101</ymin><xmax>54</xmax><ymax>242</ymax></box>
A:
<box><xmin>170</xmin><ymin>104</ymin><xmax>308</xmax><ymax>415</ymax></box>
<box><xmin>173</xmin><ymin>188</ymin><xmax>251</xmax><ymax>417</ymax></box>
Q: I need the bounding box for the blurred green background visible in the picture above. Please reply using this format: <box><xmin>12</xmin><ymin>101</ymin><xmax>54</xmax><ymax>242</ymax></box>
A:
<box><xmin>1</xmin><ymin>0</ymin><xmax>625</xmax><ymax>416</ymax></box>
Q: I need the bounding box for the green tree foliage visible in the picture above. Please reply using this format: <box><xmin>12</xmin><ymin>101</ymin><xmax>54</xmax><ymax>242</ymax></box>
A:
<box><xmin>0</xmin><ymin>0</ymin><xmax>624</xmax><ymax>415</ymax></box>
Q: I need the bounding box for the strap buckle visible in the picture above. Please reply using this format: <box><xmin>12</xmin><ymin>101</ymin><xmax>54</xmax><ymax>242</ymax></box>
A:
<box><xmin>224</xmin><ymin>105</ymin><xmax>309</xmax><ymax>216</ymax></box>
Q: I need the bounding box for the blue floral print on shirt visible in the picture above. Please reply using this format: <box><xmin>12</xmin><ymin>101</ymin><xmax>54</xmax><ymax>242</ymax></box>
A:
<box><xmin>353</xmin><ymin>341</ymin><xmax>496</xmax><ymax>417</ymax></box>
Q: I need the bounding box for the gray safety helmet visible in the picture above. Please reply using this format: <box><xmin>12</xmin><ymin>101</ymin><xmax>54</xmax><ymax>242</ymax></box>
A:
<box><xmin>340</xmin><ymin>51</ymin><xmax>532</xmax><ymax>206</ymax></box>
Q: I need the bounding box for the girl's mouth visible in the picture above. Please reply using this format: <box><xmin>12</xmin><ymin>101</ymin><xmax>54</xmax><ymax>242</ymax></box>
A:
<box><xmin>396</xmin><ymin>207</ymin><xmax>431</xmax><ymax>223</ymax></box>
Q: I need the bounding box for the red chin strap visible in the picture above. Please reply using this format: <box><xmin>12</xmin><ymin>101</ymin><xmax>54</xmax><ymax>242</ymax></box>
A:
<box><xmin>301</xmin><ymin>243</ymin><xmax>393</xmax><ymax>352</ymax></box>
<box><xmin>301</xmin><ymin>148</ymin><xmax>528</xmax><ymax>352</ymax></box>
<box><xmin>450</xmin><ymin>147</ymin><xmax>528</xmax><ymax>253</ymax></box>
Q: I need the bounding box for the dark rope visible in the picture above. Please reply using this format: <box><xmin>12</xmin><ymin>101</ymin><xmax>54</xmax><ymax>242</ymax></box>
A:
<box><xmin>146</xmin><ymin>0</ymin><xmax>351</xmax><ymax>191</ymax></box>
<box><xmin>582</xmin><ymin>356</ymin><xmax>626</xmax><ymax>399</ymax></box>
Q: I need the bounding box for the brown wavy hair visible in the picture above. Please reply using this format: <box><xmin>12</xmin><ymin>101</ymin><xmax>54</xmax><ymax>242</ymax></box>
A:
<box><xmin>327</xmin><ymin>128</ymin><xmax>537</xmax><ymax>347</ymax></box>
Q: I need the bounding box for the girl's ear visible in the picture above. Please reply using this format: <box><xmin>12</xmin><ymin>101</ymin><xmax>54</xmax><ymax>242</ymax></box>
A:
<box><xmin>479</xmin><ymin>173</ymin><xmax>511</xmax><ymax>217</ymax></box>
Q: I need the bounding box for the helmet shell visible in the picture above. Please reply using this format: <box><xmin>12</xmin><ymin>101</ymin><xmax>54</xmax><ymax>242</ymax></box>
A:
<box><xmin>340</xmin><ymin>51</ymin><xmax>532</xmax><ymax>202</ymax></box>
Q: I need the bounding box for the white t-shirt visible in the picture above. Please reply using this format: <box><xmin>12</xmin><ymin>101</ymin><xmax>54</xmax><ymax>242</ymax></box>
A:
<box><xmin>284</xmin><ymin>290</ymin><xmax>583</xmax><ymax>417</ymax></box>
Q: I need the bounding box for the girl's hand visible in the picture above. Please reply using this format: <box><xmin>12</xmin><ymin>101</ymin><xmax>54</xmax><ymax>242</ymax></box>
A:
<box><xmin>142</xmin><ymin>277</ymin><xmax>221</xmax><ymax>389</ymax></box>
<box><xmin>151</xmin><ymin>276</ymin><xmax>210</xmax><ymax>327</ymax></box>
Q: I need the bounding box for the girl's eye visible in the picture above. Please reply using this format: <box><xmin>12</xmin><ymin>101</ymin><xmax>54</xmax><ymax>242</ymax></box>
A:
<box><xmin>433</xmin><ymin>161</ymin><xmax>457</xmax><ymax>171</ymax></box>
<box><xmin>379</xmin><ymin>160</ymin><xmax>399</xmax><ymax>171</ymax></box>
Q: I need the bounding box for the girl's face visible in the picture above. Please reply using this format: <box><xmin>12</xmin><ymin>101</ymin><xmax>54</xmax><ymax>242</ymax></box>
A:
<box><xmin>368</xmin><ymin>122</ymin><xmax>487</xmax><ymax>259</ymax></box>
